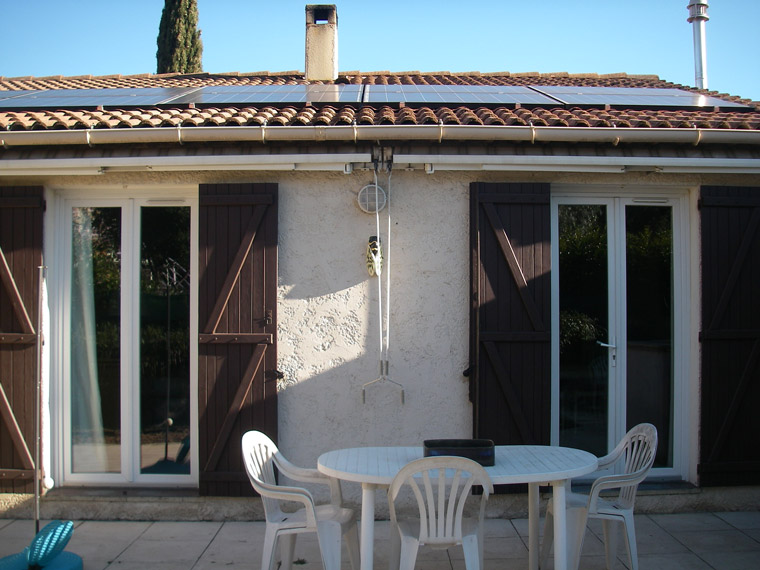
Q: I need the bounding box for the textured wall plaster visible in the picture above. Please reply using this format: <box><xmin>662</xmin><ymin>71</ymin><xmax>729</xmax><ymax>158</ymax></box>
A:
<box><xmin>276</xmin><ymin>171</ymin><xmax>473</xmax><ymax>475</ymax></box>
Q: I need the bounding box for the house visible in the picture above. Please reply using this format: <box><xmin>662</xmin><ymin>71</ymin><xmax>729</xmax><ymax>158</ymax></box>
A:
<box><xmin>1</xmin><ymin>5</ymin><xmax>759</xmax><ymax>519</ymax></box>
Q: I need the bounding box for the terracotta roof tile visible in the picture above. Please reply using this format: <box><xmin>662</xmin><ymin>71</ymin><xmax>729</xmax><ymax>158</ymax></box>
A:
<box><xmin>356</xmin><ymin>107</ymin><xmax>375</xmax><ymax>125</ymax></box>
<box><xmin>4</xmin><ymin>102</ymin><xmax>758</xmax><ymax>132</ymax></box>
<box><xmin>0</xmin><ymin>71</ymin><xmax>758</xmax><ymax>133</ymax></box>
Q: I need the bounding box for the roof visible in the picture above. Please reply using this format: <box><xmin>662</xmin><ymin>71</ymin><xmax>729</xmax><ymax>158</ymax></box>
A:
<box><xmin>1</xmin><ymin>71</ymin><xmax>758</xmax><ymax>133</ymax></box>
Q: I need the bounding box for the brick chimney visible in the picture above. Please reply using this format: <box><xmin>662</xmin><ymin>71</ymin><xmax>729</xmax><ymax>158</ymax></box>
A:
<box><xmin>305</xmin><ymin>5</ymin><xmax>338</xmax><ymax>81</ymax></box>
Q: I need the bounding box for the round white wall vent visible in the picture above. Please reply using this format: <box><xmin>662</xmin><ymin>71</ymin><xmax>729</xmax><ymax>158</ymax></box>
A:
<box><xmin>357</xmin><ymin>184</ymin><xmax>387</xmax><ymax>214</ymax></box>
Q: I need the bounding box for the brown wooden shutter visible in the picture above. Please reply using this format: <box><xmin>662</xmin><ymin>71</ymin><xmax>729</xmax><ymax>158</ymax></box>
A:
<box><xmin>0</xmin><ymin>186</ymin><xmax>43</xmax><ymax>493</ymax></box>
<box><xmin>699</xmin><ymin>185</ymin><xmax>760</xmax><ymax>486</ymax></box>
<box><xmin>470</xmin><ymin>182</ymin><xmax>551</xmax><ymax>445</ymax></box>
<box><xmin>198</xmin><ymin>183</ymin><xmax>278</xmax><ymax>496</ymax></box>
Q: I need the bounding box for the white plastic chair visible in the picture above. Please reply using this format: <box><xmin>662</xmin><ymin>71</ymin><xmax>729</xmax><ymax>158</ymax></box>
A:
<box><xmin>541</xmin><ymin>423</ymin><xmax>658</xmax><ymax>570</ymax></box>
<box><xmin>387</xmin><ymin>456</ymin><xmax>494</xmax><ymax>570</ymax></box>
<box><xmin>241</xmin><ymin>430</ymin><xmax>360</xmax><ymax>570</ymax></box>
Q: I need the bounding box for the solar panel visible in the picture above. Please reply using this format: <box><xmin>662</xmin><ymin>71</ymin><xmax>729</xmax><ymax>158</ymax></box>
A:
<box><xmin>170</xmin><ymin>84</ymin><xmax>363</xmax><ymax>105</ymax></box>
<box><xmin>0</xmin><ymin>90</ymin><xmax>44</xmax><ymax>104</ymax></box>
<box><xmin>0</xmin><ymin>87</ymin><xmax>198</xmax><ymax>109</ymax></box>
<box><xmin>363</xmin><ymin>84</ymin><xmax>560</xmax><ymax>105</ymax></box>
<box><xmin>0</xmin><ymin>84</ymin><xmax>751</xmax><ymax>111</ymax></box>
<box><xmin>531</xmin><ymin>86</ymin><xmax>752</xmax><ymax>109</ymax></box>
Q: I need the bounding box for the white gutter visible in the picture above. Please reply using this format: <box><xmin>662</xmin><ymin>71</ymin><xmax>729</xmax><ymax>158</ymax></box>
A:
<box><xmin>1</xmin><ymin>124</ymin><xmax>759</xmax><ymax>147</ymax></box>
<box><xmin>2</xmin><ymin>152</ymin><xmax>758</xmax><ymax>177</ymax></box>
<box><xmin>394</xmin><ymin>154</ymin><xmax>760</xmax><ymax>174</ymax></box>
<box><xmin>2</xmin><ymin>125</ymin><xmax>759</xmax><ymax>177</ymax></box>
<box><xmin>0</xmin><ymin>153</ymin><xmax>372</xmax><ymax>176</ymax></box>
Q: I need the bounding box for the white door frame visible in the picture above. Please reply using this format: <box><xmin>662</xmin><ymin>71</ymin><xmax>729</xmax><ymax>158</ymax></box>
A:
<box><xmin>51</xmin><ymin>188</ymin><xmax>198</xmax><ymax>487</ymax></box>
<box><xmin>550</xmin><ymin>185</ymin><xmax>691</xmax><ymax>480</ymax></box>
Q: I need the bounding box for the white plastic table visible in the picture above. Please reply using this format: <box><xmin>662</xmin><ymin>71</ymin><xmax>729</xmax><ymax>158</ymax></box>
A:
<box><xmin>318</xmin><ymin>445</ymin><xmax>597</xmax><ymax>570</ymax></box>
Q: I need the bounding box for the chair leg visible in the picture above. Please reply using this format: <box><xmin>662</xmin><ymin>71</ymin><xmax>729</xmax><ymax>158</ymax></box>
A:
<box><xmin>316</xmin><ymin>521</ymin><xmax>344</xmax><ymax>570</ymax></box>
<box><xmin>540</xmin><ymin>509</ymin><xmax>554</xmax><ymax>569</ymax></box>
<box><xmin>261</xmin><ymin>526</ymin><xmax>279</xmax><ymax>570</ymax></box>
<box><xmin>344</xmin><ymin>522</ymin><xmax>361</xmax><ymax>570</ymax></box>
<box><xmin>398</xmin><ymin>536</ymin><xmax>420</xmax><ymax>570</ymax></box>
<box><xmin>280</xmin><ymin>533</ymin><xmax>297</xmax><ymax>570</ymax></box>
<box><xmin>565</xmin><ymin>507</ymin><xmax>588</xmax><ymax>570</ymax></box>
<box><xmin>542</xmin><ymin>506</ymin><xmax>587</xmax><ymax>570</ymax></box>
<box><xmin>601</xmin><ymin>519</ymin><xmax>620</xmax><ymax>570</ymax></box>
<box><xmin>462</xmin><ymin>533</ymin><xmax>481</xmax><ymax>570</ymax></box>
<box><xmin>478</xmin><ymin>527</ymin><xmax>485</xmax><ymax>570</ymax></box>
<box><xmin>621</xmin><ymin>513</ymin><xmax>639</xmax><ymax>570</ymax></box>
<box><xmin>388</xmin><ymin>523</ymin><xmax>401</xmax><ymax>570</ymax></box>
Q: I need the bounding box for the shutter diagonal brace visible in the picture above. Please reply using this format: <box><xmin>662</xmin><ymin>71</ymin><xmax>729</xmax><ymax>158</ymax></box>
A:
<box><xmin>708</xmin><ymin>207</ymin><xmax>760</xmax><ymax>332</ymax></box>
<box><xmin>0</xmin><ymin>380</ymin><xmax>35</xmax><ymax>470</ymax></box>
<box><xmin>482</xmin><ymin>203</ymin><xmax>545</xmax><ymax>332</ymax></box>
<box><xmin>0</xmin><ymin>245</ymin><xmax>35</xmax><ymax>335</ymax></box>
<box><xmin>482</xmin><ymin>341</ymin><xmax>533</xmax><ymax>443</ymax></box>
<box><xmin>707</xmin><ymin>337</ymin><xmax>760</xmax><ymax>464</ymax></box>
<box><xmin>203</xmin><ymin>206</ymin><xmax>265</xmax><ymax>334</ymax></box>
<box><xmin>203</xmin><ymin>344</ymin><xmax>267</xmax><ymax>472</ymax></box>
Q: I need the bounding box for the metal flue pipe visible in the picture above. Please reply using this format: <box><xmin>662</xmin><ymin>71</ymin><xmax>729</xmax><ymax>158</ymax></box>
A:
<box><xmin>687</xmin><ymin>0</ymin><xmax>709</xmax><ymax>89</ymax></box>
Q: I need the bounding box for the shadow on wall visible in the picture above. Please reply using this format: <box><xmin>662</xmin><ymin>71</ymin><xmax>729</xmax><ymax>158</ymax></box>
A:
<box><xmin>269</xmin><ymin>171</ymin><xmax>472</xmax><ymax>482</ymax></box>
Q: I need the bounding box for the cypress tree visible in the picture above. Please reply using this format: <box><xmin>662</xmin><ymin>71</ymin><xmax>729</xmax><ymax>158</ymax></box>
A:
<box><xmin>156</xmin><ymin>0</ymin><xmax>203</xmax><ymax>74</ymax></box>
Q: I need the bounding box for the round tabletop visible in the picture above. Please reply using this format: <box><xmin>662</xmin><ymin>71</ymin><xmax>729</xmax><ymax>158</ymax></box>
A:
<box><xmin>318</xmin><ymin>445</ymin><xmax>598</xmax><ymax>486</ymax></box>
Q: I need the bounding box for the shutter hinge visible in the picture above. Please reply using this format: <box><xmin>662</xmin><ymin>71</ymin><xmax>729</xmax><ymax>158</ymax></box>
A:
<box><xmin>266</xmin><ymin>370</ymin><xmax>285</xmax><ymax>381</ymax></box>
<box><xmin>464</xmin><ymin>365</ymin><xmax>476</xmax><ymax>403</ymax></box>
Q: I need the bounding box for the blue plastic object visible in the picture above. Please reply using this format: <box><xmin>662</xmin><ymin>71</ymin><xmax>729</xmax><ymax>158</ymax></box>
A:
<box><xmin>0</xmin><ymin>521</ymin><xmax>82</xmax><ymax>570</ymax></box>
<box><xmin>27</xmin><ymin>521</ymin><xmax>74</xmax><ymax>567</ymax></box>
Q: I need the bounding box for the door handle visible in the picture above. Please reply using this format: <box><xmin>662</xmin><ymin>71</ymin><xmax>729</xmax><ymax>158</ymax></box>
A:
<box><xmin>596</xmin><ymin>340</ymin><xmax>617</xmax><ymax>366</ymax></box>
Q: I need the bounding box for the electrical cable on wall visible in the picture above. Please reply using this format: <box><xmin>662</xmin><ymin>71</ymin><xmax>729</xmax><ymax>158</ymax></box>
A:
<box><xmin>362</xmin><ymin>158</ymin><xmax>404</xmax><ymax>404</ymax></box>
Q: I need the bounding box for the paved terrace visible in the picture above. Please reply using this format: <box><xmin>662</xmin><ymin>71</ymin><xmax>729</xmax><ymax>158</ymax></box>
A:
<box><xmin>2</xmin><ymin>511</ymin><xmax>759</xmax><ymax>570</ymax></box>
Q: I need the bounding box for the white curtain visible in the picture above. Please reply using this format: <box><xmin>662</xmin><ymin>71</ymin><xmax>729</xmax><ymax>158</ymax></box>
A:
<box><xmin>70</xmin><ymin>207</ymin><xmax>108</xmax><ymax>472</ymax></box>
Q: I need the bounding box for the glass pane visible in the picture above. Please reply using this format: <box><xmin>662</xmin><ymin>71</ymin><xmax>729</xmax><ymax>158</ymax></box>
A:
<box><xmin>558</xmin><ymin>205</ymin><xmax>609</xmax><ymax>456</ymax></box>
<box><xmin>70</xmin><ymin>207</ymin><xmax>121</xmax><ymax>473</ymax></box>
<box><xmin>625</xmin><ymin>206</ymin><xmax>673</xmax><ymax>468</ymax></box>
<box><xmin>139</xmin><ymin>207</ymin><xmax>191</xmax><ymax>474</ymax></box>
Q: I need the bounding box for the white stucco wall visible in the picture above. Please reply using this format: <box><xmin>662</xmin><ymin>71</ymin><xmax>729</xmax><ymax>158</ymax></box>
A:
<box><xmin>26</xmin><ymin>166</ymin><xmax>760</xmax><ymax>494</ymax></box>
<box><xmin>276</xmin><ymin>170</ymin><xmax>473</xmax><ymax>470</ymax></box>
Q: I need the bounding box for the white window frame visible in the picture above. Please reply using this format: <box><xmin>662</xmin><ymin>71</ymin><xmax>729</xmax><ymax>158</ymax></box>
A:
<box><xmin>52</xmin><ymin>188</ymin><xmax>198</xmax><ymax>487</ymax></box>
<box><xmin>550</xmin><ymin>185</ymin><xmax>692</xmax><ymax>481</ymax></box>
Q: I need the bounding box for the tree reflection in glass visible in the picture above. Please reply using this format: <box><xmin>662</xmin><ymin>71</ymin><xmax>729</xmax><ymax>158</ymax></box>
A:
<box><xmin>139</xmin><ymin>206</ymin><xmax>191</xmax><ymax>474</ymax></box>
<box><xmin>558</xmin><ymin>205</ymin><xmax>609</xmax><ymax>457</ymax></box>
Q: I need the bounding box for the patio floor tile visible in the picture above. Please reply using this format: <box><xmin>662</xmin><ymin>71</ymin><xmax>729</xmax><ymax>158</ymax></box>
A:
<box><xmin>482</xmin><ymin>517</ymin><xmax>519</xmax><ymax>538</ymax></box>
<box><xmin>637</xmin><ymin>552</ymin><xmax>715</xmax><ymax>570</ymax></box>
<box><xmin>3</xmin><ymin>509</ymin><xmax>760</xmax><ymax>570</ymax></box>
<box><xmin>649</xmin><ymin>512</ymin><xmax>732</xmax><ymax>532</ymax></box>
<box><xmin>139</xmin><ymin>521</ymin><xmax>222</xmax><ymax>541</ymax></box>
<box><xmin>714</xmin><ymin>510</ymin><xmax>760</xmax><ymax>529</ymax></box>
<box><xmin>698</xmin><ymin>549</ymin><xmax>760</xmax><ymax>570</ymax></box>
<box><xmin>669</xmin><ymin>528</ymin><xmax>760</xmax><ymax>553</ymax></box>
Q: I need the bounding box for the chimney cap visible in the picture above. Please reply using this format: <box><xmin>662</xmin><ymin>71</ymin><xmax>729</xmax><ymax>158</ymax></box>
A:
<box><xmin>306</xmin><ymin>5</ymin><xmax>338</xmax><ymax>25</ymax></box>
<box><xmin>687</xmin><ymin>0</ymin><xmax>709</xmax><ymax>23</ymax></box>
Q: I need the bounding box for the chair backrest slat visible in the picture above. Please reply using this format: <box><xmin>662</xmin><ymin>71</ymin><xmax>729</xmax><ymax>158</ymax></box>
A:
<box><xmin>617</xmin><ymin>423</ymin><xmax>658</xmax><ymax>508</ymax></box>
<box><xmin>241</xmin><ymin>431</ymin><xmax>288</xmax><ymax>522</ymax></box>
<box><xmin>388</xmin><ymin>457</ymin><xmax>493</xmax><ymax>547</ymax></box>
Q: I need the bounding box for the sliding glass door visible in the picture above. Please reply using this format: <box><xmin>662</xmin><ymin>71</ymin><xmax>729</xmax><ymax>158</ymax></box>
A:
<box><xmin>65</xmin><ymin>199</ymin><xmax>196</xmax><ymax>484</ymax></box>
<box><xmin>552</xmin><ymin>192</ymin><xmax>687</xmax><ymax>476</ymax></box>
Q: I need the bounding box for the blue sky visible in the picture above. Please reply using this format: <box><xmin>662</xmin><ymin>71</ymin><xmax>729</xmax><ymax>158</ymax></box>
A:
<box><xmin>2</xmin><ymin>0</ymin><xmax>758</xmax><ymax>101</ymax></box>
